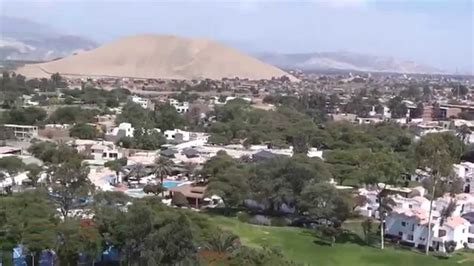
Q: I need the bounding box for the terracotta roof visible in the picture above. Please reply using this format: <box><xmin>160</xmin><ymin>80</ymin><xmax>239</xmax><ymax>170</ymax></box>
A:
<box><xmin>411</xmin><ymin>196</ymin><xmax>429</xmax><ymax>204</ymax></box>
<box><xmin>168</xmin><ymin>183</ymin><xmax>206</xmax><ymax>199</ymax></box>
<box><xmin>445</xmin><ymin>216</ymin><xmax>469</xmax><ymax>229</ymax></box>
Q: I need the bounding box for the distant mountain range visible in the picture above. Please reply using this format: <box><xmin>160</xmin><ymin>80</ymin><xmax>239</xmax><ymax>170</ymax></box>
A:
<box><xmin>0</xmin><ymin>16</ymin><xmax>97</xmax><ymax>61</ymax></box>
<box><xmin>256</xmin><ymin>51</ymin><xmax>445</xmax><ymax>74</ymax></box>
<box><xmin>1</xmin><ymin>16</ymin><xmax>448</xmax><ymax>75</ymax></box>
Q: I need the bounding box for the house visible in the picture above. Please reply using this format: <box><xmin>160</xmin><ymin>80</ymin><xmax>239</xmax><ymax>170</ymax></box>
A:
<box><xmin>167</xmin><ymin>182</ymin><xmax>207</xmax><ymax>208</ymax></box>
<box><xmin>3</xmin><ymin>124</ymin><xmax>38</xmax><ymax>140</ymax></box>
<box><xmin>163</xmin><ymin>129</ymin><xmax>208</xmax><ymax>142</ymax></box>
<box><xmin>431</xmin><ymin>216</ymin><xmax>471</xmax><ymax>251</ymax></box>
<box><xmin>461</xmin><ymin>212</ymin><xmax>474</xmax><ymax>248</ymax></box>
<box><xmin>386</xmin><ymin>203</ymin><xmax>473</xmax><ymax>251</ymax></box>
<box><xmin>391</xmin><ymin>195</ymin><xmax>431</xmax><ymax>212</ymax></box>
<box><xmin>169</xmin><ymin>98</ymin><xmax>189</xmax><ymax>113</ymax></box>
<box><xmin>385</xmin><ymin>207</ymin><xmax>437</xmax><ymax>248</ymax></box>
<box><xmin>453</xmin><ymin>161</ymin><xmax>474</xmax><ymax>193</ymax></box>
<box><xmin>105</xmin><ymin>123</ymin><xmax>135</xmax><ymax>141</ymax></box>
<box><xmin>211</xmin><ymin>96</ymin><xmax>252</xmax><ymax>105</ymax></box>
<box><xmin>0</xmin><ymin>146</ymin><xmax>21</xmax><ymax>155</ymax></box>
<box><xmin>354</xmin><ymin>188</ymin><xmax>380</xmax><ymax>218</ymax></box>
<box><xmin>435</xmin><ymin>193</ymin><xmax>474</xmax><ymax>216</ymax></box>
<box><xmin>131</xmin><ymin>95</ymin><xmax>152</xmax><ymax>109</ymax></box>
<box><xmin>72</xmin><ymin>139</ymin><xmax>122</xmax><ymax>162</ymax></box>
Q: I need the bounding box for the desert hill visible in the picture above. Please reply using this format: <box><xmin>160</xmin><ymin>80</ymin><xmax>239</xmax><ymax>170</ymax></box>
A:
<box><xmin>17</xmin><ymin>34</ymin><xmax>297</xmax><ymax>81</ymax></box>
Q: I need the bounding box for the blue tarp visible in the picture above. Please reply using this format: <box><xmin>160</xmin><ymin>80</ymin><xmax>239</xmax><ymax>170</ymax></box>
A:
<box><xmin>12</xmin><ymin>245</ymin><xmax>27</xmax><ymax>266</ymax></box>
<box><xmin>39</xmin><ymin>250</ymin><xmax>56</xmax><ymax>266</ymax></box>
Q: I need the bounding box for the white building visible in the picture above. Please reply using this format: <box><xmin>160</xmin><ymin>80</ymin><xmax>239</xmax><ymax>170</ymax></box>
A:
<box><xmin>385</xmin><ymin>194</ymin><xmax>474</xmax><ymax>251</ymax></box>
<box><xmin>163</xmin><ymin>129</ymin><xmax>208</xmax><ymax>142</ymax></box>
<box><xmin>3</xmin><ymin>124</ymin><xmax>38</xmax><ymax>140</ymax></box>
<box><xmin>131</xmin><ymin>95</ymin><xmax>152</xmax><ymax>109</ymax></box>
<box><xmin>453</xmin><ymin>162</ymin><xmax>474</xmax><ymax>193</ymax></box>
<box><xmin>169</xmin><ymin>98</ymin><xmax>189</xmax><ymax>113</ymax></box>
<box><xmin>106</xmin><ymin>122</ymin><xmax>135</xmax><ymax>138</ymax></box>
<box><xmin>72</xmin><ymin>139</ymin><xmax>122</xmax><ymax>163</ymax></box>
<box><xmin>211</xmin><ymin>96</ymin><xmax>252</xmax><ymax>105</ymax></box>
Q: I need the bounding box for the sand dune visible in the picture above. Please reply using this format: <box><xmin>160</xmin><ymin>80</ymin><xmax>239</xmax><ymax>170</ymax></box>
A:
<box><xmin>17</xmin><ymin>34</ymin><xmax>297</xmax><ymax>81</ymax></box>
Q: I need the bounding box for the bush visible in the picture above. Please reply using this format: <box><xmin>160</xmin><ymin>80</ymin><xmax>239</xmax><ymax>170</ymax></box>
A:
<box><xmin>270</xmin><ymin>217</ymin><xmax>290</xmax><ymax>227</ymax></box>
<box><xmin>237</xmin><ymin>212</ymin><xmax>250</xmax><ymax>223</ymax></box>
<box><xmin>248</xmin><ymin>215</ymin><xmax>271</xmax><ymax>226</ymax></box>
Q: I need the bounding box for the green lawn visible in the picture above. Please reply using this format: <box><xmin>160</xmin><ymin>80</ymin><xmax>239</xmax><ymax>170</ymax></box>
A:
<box><xmin>211</xmin><ymin>215</ymin><xmax>473</xmax><ymax>266</ymax></box>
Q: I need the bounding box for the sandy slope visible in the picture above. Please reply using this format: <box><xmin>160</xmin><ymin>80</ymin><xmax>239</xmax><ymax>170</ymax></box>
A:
<box><xmin>17</xmin><ymin>34</ymin><xmax>297</xmax><ymax>81</ymax></box>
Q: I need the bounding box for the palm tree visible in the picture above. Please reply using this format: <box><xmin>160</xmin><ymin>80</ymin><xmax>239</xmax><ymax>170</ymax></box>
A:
<box><xmin>152</xmin><ymin>157</ymin><xmax>173</xmax><ymax>197</ymax></box>
<box><xmin>456</xmin><ymin>124</ymin><xmax>471</xmax><ymax>143</ymax></box>
<box><xmin>126</xmin><ymin>163</ymin><xmax>146</xmax><ymax>185</ymax></box>
<box><xmin>203</xmin><ymin>230</ymin><xmax>240</xmax><ymax>253</ymax></box>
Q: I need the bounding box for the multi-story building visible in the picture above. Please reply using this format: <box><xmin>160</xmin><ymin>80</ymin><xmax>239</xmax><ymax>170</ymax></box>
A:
<box><xmin>3</xmin><ymin>124</ymin><xmax>38</xmax><ymax>140</ymax></box>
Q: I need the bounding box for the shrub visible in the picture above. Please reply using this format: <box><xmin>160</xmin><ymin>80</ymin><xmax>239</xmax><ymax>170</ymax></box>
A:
<box><xmin>237</xmin><ymin>212</ymin><xmax>250</xmax><ymax>223</ymax></box>
<box><xmin>248</xmin><ymin>215</ymin><xmax>271</xmax><ymax>226</ymax></box>
<box><xmin>270</xmin><ymin>217</ymin><xmax>289</xmax><ymax>227</ymax></box>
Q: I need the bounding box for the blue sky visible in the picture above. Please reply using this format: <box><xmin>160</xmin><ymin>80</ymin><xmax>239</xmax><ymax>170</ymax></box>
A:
<box><xmin>1</xmin><ymin>0</ymin><xmax>473</xmax><ymax>73</ymax></box>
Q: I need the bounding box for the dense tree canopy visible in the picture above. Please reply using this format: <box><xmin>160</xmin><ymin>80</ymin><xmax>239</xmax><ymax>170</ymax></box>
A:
<box><xmin>48</xmin><ymin>106</ymin><xmax>100</xmax><ymax>124</ymax></box>
<box><xmin>69</xmin><ymin>123</ymin><xmax>100</xmax><ymax>139</ymax></box>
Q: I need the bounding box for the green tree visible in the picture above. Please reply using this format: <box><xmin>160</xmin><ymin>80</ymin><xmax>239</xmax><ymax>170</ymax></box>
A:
<box><xmin>0</xmin><ymin>156</ymin><xmax>25</xmax><ymax>184</ymax></box>
<box><xmin>0</xmin><ymin>190</ymin><xmax>58</xmax><ymax>253</ymax></box>
<box><xmin>206</xmin><ymin>166</ymin><xmax>249</xmax><ymax>211</ymax></box>
<box><xmin>5</xmin><ymin>107</ymin><xmax>47</xmax><ymax>125</ymax></box>
<box><xmin>104</xmin><ymin>158</ymin><xmax>127</xmax><ymax>181</ymax></box>
<box><xmin>415</xmin><ymin>133</ymin><xmax>463</xmax><ymax>255</ymax></box>
<box><xmin>388</xmin><ymin>96</ymin><xmax>408</xmax><ymax>119</ymax></box>
<box><xmin>49</xmin><ymin>162</ymin><xmax>93</xmax><ymax>220</ymax></box>
<box><xmin>299</xmin><ymin>183</ymin><xmax>351</xmax><ymax>245</ymax></box>
<box><xmin>48</xmin><ymin>106</ymin><xmax>99</xmax><ymax>124</ymax></box>
<box><xmin>69</xmin><ymin>123</ymin><xmax>99</xmax><ymax>139</ymax></box>
<box><xmin>25</xmin><ymin>163</ymin><xmax>42</xmax><ymax>186</ymax></box>
<box><xmin>152</xmin><ymin>157</ymin><xmax>173</xmax><ymax>197</ymax></box>
<box><xmin>154</xmin><ymin>103</ymin><xmax>187</xmax><ymax>130</ymax></box>
<box><xmin>116</xmin><ymin>102</ymin><xmax>154</xmax><ymax>128</ymax></box>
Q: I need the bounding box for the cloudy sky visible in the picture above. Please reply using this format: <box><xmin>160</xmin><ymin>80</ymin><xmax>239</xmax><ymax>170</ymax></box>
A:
<box><xmin>1</xmin><ymin>0</ymin><xmax>473</xmax><ymax>73</ymax></box>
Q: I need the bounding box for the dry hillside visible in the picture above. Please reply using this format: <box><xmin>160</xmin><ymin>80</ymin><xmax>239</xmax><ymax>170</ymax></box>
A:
<box><xmin>16</xmin><ymin>34</ymin><xmax>297</xmax><ymax>81</ymax></box>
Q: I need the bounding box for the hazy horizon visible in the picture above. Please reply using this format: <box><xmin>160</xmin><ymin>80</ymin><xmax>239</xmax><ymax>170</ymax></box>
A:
<box><xmin>1</xmin><ymin>0</ymin><xmax>473</xmax><ymax>74</ymax></box>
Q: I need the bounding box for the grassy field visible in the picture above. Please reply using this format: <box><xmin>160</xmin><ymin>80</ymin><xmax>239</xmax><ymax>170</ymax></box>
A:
<box><xmin>211</xmin><ymin>215</ymin><xmax>474</xmax><ymax>266</ymax></box>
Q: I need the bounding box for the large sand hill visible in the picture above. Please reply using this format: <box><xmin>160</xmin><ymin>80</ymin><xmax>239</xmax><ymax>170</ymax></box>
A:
<box><xmin>17</xmin><ymin>34</ymin><xmax>297</xmax><ymax>81</ymax></box>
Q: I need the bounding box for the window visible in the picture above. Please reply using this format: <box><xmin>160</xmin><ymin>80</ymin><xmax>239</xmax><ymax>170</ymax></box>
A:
<box><xmin>438</xmin><ymin>230</ymin><xmax>447</xmax><ymax>237</ymax></box>
<box><xmin>398</xmin><ymin>232</ymin><xmax>403</xmax><ymax>237</ymax></box>
<box><xmin>401</xmin><ymin>222</ymin><xmax>406</xmax><ymax>227</ymax></box>
<box><xmin>468</xmin><ymin>238</ymin><xmax>474</xmax><ymax>244</ymax></box>
<box><xmin>408</xmin><ymin>204</ymin><xmax>413</xmax><ymax>209</ymax></box>
<box><xmin>102</xmin><ymin>152</ymin><xmax>107</xmax><ymax>158</ymax></box>
<box><xmin>411</xmin><ymin>224</ymin><xmax>415</xmax><ymax>231</ymax></box>
<box><xmin>469</xmin><ymin>226</ymin><xmax>474</xmax><ymax>234</ymax></box>
<box><xmin>408</xmin><ymin>235</ymin><xmax>414</xmax><ymax>241</ymax></box>
<box><xmin>462</xmin><ymin>229</ymin><xmax>465</xmax><ymax>233</ymax></box>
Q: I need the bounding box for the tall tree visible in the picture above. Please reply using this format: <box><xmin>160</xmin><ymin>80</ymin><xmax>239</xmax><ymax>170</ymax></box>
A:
<box><xmin>359</xmin><ymin>151</ymin><xmax>407</xmax><ymax>249</ymax></box>
<box><xmin>152</xmin><ymin>157</ymin><xmax>173</xmax><ymax>197</ymax></box>
<box><xmin>415</xmin><ymin>133</ymin><xmax>462</xmax><ymax>255</ymax></box>
<box><xmin>298</xmin><ymin>183</ymin><xmax>351</xmax><ymax>245</ymax></box>
<box><xmin>49</xmin><ymin>162</ymin><xmax>94</xmax><ymax>220</ymax></box>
